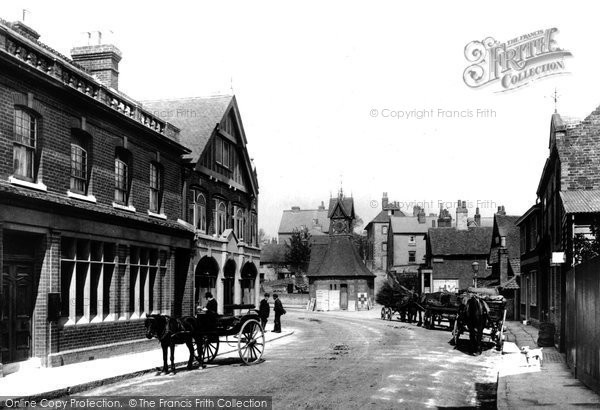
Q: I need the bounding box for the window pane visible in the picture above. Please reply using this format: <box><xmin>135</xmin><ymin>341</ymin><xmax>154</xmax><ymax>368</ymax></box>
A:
<box><xmin>115</xmin><ymin>158</ymin><xmax>128</xmax><ymax>202</ymax></box>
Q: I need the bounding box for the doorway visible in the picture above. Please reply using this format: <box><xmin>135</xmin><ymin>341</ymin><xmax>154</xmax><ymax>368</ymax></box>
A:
<box><xmin>1</xmin><ymin>262</ymin><xmax>34</xmax><ymax>364</ymax></box>
<box><xmin>340</xmin><ymin>284</ymin><xmax>348</xmax><ymax>310</ymax></box>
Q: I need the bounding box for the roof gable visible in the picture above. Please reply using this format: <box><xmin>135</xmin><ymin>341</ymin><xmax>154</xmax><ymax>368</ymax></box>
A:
<box><xmin>328</xmin><ymin>197</ymin><xmax>355</xmax><ymax>219</ymax></box>
<box><xmin>278</xmin><ymin>208</ymin><xmax>330</xmax><ymax>234</ymax></box>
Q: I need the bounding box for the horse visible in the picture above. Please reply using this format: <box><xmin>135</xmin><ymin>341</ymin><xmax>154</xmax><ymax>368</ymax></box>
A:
<box><xmin>398</xmin><ymin>292</ymin><xmax>424</xmax><ymax>326</ymax></box>
<box><xmin>453</xmin><ymin>295</ymin><xmax>488</xmax><ymax>355</ymax></box>
<box><xmin>144</xmin><ymin>314</ymin><xmax>204</xmax><ymax>374</ymax></box>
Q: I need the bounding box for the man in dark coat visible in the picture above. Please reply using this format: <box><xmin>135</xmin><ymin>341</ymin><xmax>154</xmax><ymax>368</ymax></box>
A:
<box><xmin>198</xmin><ymin>292</ymin><xmax>218</xmax><ymax>330</ymax></box>
<box><xmin>273</xmin><ymin>293</ymin><xmax>285</xmax><ymax>333</ymax></box>
<box><xmin>259</xmin><ymin>293</ymin><xmax>270</xmax><ymax>330</ymax></box>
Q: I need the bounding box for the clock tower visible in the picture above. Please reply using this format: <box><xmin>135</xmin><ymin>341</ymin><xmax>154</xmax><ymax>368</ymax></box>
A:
<box><xmin>328</xmin><ymin>190</ymin><xmax>355</xmax><ymax>236</ymax></box>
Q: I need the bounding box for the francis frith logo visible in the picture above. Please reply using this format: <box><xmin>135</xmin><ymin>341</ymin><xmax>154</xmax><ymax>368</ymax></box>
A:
<box><xmin>463</xmin><ymin>28</ymin><xmax>572</xmax><ymax>92</ymax></box>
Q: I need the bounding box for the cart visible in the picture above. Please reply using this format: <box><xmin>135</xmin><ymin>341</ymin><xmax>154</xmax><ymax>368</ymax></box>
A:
<box><xmin>195</xmin><ymin>304</ymin><xmax>265</xmax><ymax>365</ymax></box>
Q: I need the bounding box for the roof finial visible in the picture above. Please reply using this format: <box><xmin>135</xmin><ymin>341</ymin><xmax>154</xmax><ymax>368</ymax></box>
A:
<box><xmin>551</xmin><ymin>88</ymin><xmax>560</xmax><ymax>114</ymax></box>
<box><xmin>339</xmin><ymin>174</ymin><xmax>344</xmax><ymax>199</ymax></box>
<box><xmin>230</xmin><ymin>76</ymin><xmax>234</xmax><ymax>95</ymax></box>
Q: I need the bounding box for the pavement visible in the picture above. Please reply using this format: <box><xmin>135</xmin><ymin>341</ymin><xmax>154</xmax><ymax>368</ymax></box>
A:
<box><xmin>0</xmin><ymin>326</ymin><xmax>294</xmax><ymax>403</ymax></box>
<box><xmin>497</xmin><ymin>320</ymin><xmax>600</xmax><ymax>409</ymax></box>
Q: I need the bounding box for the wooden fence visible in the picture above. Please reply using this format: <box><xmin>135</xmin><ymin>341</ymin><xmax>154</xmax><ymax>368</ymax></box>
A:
<box><xmin>565</xmin><ymin>256</ymin><xmax>600</xmax><ymax>394</ymax></box>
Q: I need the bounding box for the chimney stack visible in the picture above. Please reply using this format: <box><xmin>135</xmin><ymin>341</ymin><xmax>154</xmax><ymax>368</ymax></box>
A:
<box><xmin>437</xmin><ymin>207</ymin><xmax>452</xmax><ymax>228</ymax></box>
<box><xmin>418</xmin><ymin>209</ymin><xmax>426</xmax><ymax>224</ymax></box>
<box><xmin>497</xmin><ymin>205</ymin><xmax>506</xmax><ymax>216</ymax></box>
<box><xmin>474</xmin><ymin>207</ymin><xmax>481</xmax><ymax>226</ymax></box>
<box><xmin>291</xmin><ymin>206</ymin><xmax>300</xmax><ymax>212</ymax></box>
<box><xmin>382</xmin><ymin>192</ymin><xmax>389</xmax><ymax>210</ymax></box>
<box><xmin>413</xmin><ymin>205</ymin><xmax>421</xmax><ymax>217</ymax></box>
<box><xmin>71</xmin><ymin>32</ymin><xmax>122</xmax><ymax>90</ymax></box>
<box><xmin>318</xmin><ymin>201</ymin><xmax>325</xmax><ymax>211</ymax></box>
<box><xmin>456</xmin><ymin>199</ymin><xmax>468</xmax><ymax>230</ymax></box>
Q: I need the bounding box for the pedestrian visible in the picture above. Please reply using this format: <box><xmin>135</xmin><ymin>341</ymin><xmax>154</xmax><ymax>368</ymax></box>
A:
<box><xmin>259</xmin><ymin>293</ymin><xmax>270</xmax><ymax>331</ymax></box>
<box><xmin>273</xmin><ymin>293</ymin><xmax>286</xmax><ymax>333</ymax></box>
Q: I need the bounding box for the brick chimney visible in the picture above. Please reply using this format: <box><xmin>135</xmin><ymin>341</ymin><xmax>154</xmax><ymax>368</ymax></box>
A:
<box><xmin>71</xmin><ymin>32</ymin><xmax>122</xmax><ymax>90</ymax></box>
<box><xmin>418</xmin><ymin>209</ymin><xmax>426</xmax><ymax>224</ymax></box>
<box><xmin>474</xmin><ymin>207</ymin><xmax>481</xmax><ymax>227</ymax></box>
<box><xmin>291</xmin><ymin>206</ymin><xmax>300</xmax><ymax>212</ymax></box>
<box><xmin>496</xmin><ymin>205</ymin><xmax>506</xmax><ymax>216</ymax></box>
<box><xmin>382</xmin><ymin>192</ymin><xmax>389</xmax><ymax>209</ymax></box>
<box><xmin>456</xmin><ymin>199</ymin><xmax>468</xmax><ymax>230</ymax></box>
<box><xmin>437</xmin><ymin>207</ymin><xmax>452</xmax><ymax>228</ymax></box>
<box><xmin>318</xmin><ymin>201</ymin><xmax>325</xmax><ymax>211</ymax></box>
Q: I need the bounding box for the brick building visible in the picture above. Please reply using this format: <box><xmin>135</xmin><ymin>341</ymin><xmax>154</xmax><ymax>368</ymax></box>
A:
<box><xmin>515</xmin><ymin>203</ymin><xmax>542</xmax><ymax>325</ymax></box>
<box><xmin>519</xmin><ymin>110</ymin><xmax>600</xmax><ymax>349</ymax></box>
<box><xmin>307</xmin><ymin>193</ymin><xmax>375</xmax><ymax>311</ymax></box>
<box><xmin>143</xmin><ymin>96</ymin><xmax>261</xmax><ymax>315</ymax></box>
<box><xmin>0</xmin><ymin>21</ymin><xmax>194</xmax><ymax>373</ymax></box>
<box><xmin>364</xmin><ymin>192</ymin><xmax>404</xmax><ymax>271</ymax></box>
<box><xmin>426</xmin><ymin>201</ymin><xmax>492</xmax><ymax>292</ymax></box>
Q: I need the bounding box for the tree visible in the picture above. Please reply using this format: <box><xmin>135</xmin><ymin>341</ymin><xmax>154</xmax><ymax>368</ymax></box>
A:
<box><xmin>258</xmin><ymin>228</ymin><xmax>269</xmax><ymax>245</ymax></box>
<box><xmin>352</xmin><ymin>231</ymin><xmax>368</xmax><ymax>261</ymax></box>
<box><xmin>285</xmin><ymin>227</ymin><xmax>311</xmax><ymax>273</ymax></box>
<box><xmin>574</xmin><ymin>217</ymin><xmax>600</xmax><ymax>264</ymax></box>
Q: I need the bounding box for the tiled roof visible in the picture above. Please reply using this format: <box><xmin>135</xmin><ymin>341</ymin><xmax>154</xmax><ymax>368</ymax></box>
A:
<box><xmin>307</xmin><ymin>235</ymin><xmax>374</xmax><ymax>278</ymax></box>
<box><xmin>142</xmin><ymin>95</ymin><xmax>234</xmax><ymax>162</ymax></box>
<box><xmin>328</xmin><ymin>197</ymin><xmax>354</xmax><ymax>218</ymax></box>
<box><xmin>501</xmin><ymin>275</ymin><xmax>520</xmax><ymax>289</ymax></box>
<box><xmin>428</xmin><ymin>227</ymin><xmax>493</xmax><ymax>256</ymax></box>
<box><xmin>489</xmin><ymin>215</ymin><xmax>521</xmax><ymax>260</ymax></box>
<box><xmin>260</xmin><ymin>244</ymin><xmax>287</xmax><ymax>264</ymax></box>
<box><xmin>367</xmin><ymin>210</ymin><xmax>391</xmax><ymax>225</ymax></box>
<box><xmin>278</xmin><ymin>208</ymin><xmax>330</xmax><ymax>234</ymax></box>
<box><xmin>560</xmin><ymin>190</ymin><xmax>600</xmax><ymax>214</ymax></box>
<box><xmin>509</xmin><ymin>258</ymin><xmax>521</xmax><ymax>275</ymax></box>
<box><xmin>390</xmin><ymin>216</ymin><xmax>437</xmax><ymax>233</ymax></box>
<box><xmin>0</xmin><ymin>181</ymin><xmax>192</xmax><ymax>235</ymax></box>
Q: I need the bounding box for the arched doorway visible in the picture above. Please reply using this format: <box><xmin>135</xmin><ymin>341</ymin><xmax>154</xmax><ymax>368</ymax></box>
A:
<box><xmin>240</xmin><ymin>262</ymin><xmax>258</xmax><ymax>305</ymax></box>
<box><xmin>223</xmin><ymin>259</ymin><xmax>236</xmax><ymax>313</ymax></box>
<box><xmin>195</xmin><ymin>256</ymin><xmax>219</xmax><ymax>310</ymax></box>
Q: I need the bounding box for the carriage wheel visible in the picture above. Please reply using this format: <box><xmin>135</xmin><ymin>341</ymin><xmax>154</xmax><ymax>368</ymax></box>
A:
<box><xmin>238</xmin><ymin>319</ymin><xmax>265</xmax><ymax>365</ymax></box>
<box><xmin>202</xmin><ymin>336</ymin><xmax>220</xmax><ymax>363</ymax></box>
<box><xmin>381</xmin><ymin>307</ymin><xmax>387</xmax><ymax>320</ymax></box>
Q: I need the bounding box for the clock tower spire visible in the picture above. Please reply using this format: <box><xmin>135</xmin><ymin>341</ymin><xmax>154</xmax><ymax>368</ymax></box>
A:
<box><xmin>328</xmin><ymin>190</ymin><xmax>355</xmax><ymax>236</ymax></box>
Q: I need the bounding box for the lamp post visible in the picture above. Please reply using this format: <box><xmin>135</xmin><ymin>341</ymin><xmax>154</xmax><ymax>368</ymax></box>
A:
<box><xmin>472</xmin><ymin>261</ymin><xmax>479</xmax><ymax>288</ymax></box>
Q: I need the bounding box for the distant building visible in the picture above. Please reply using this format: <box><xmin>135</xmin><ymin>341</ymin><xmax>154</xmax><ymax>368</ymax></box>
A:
<box><xmin>277</xmin><ymin>202</ymin><xmax>329</xmax><ymax>243</ymax></box>
<box><xmin>426</xmin><ymin>201</ymin><xmax>492</xmax><ymax>292</ymax></box>
<box><xmin>307</xmin><ymin>193</ymin><xmax>375</xmax><ymax>311</ymax></box>
<box><xmin>486</xmin><ymin>208</ymin><xmax>521</xmax><ymax>319</ymax></box>
<box><xmin>387</xmin><ymin>206</ymin><xmax>436</xmax><ymax>290</ymax></box>
<box><xmin>364</xmin><ymin>192</ymin><xmax>405</xmax><ymax>271</ymax></box>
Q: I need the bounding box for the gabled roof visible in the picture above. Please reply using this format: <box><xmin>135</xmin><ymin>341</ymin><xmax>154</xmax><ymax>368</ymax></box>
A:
<box><xmin>260</xmin><ymin>244</ymin><xmax>287</xmax><ymax>264</ymax></box>
<box><xmin>428</xmin><ymin>227</ymin><xmax>493</xmax><ymax>256</ymax></box>
<box><xmin>278</xmin><ymin>208</ymin><xmax>330</xmax><ymax>234</ymax></box>
<box><xmin>307</xmin><ymin>235</ymin><xmax>374</xmax><ymax>278</ymax></box>
<box><xmin>142</xmin><ymin>95</ymin><xmax>234</xmax><ymax>162</ymax></box>
<box><xmin>328</xmin><ymin>197</ymin><xmax>354</xmax><ymax>219</ymax></box>
<box><xmin>489</xmin><ymin>214</ymin><xmax>521</xmax><ymax>261</ymax></box>
<box><xmin>390</xmin><ymin>216</ymin><xmax>437</xmax><ymax>234</ymax></box>
<box><xmin>560</xmin><ymin>190</ymin><xmax>600</xmax><ymax>214</ymax></box>
<box><xmin>515</xmin><ymin>203</ymin><xmax>541</xmax><ymax>226</ymax></box>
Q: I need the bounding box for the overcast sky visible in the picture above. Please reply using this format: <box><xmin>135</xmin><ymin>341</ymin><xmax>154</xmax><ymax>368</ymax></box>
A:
<box><xmin>3</xmin><ymin>1</ymin><xmax>600</xmax><ymax>237</ymax></box>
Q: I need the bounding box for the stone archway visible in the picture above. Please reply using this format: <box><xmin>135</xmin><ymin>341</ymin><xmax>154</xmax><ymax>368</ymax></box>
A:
<box><xmin>195</xmin><ymin>256</ymin><xmax>219</xmax><ymax>310</ymax></box>
<box><xmin>240</xmin><ymin>262</ymin><xmax>258</xmax><ymax>305</ymax></box>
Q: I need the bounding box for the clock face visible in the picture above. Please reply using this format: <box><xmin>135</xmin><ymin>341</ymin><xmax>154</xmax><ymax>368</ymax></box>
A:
<box><xmin>333</xmin><ymin>220</ymin><xmax>347</xmax><ymax>233</ymax></box>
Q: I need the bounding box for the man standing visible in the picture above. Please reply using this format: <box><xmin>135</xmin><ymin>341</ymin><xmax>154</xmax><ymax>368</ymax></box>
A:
<box><xmin>259</xmin><ymin>293</ymin><xmax>270</xmax><ymax>331</ymax></box>
<box><xmin>273</xmin><ymin>293</ymin><xmax>285</xmax><ymax>333</ymax></box>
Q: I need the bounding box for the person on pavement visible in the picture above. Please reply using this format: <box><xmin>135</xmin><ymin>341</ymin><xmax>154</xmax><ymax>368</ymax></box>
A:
<box><xmin>259</xmin><ymin>293</ymin><xmax>270</xmax><ymax>331</ymax></box>
<box><xmin>273</xmin><ymin>293</ymin><xmax>286</xmax><ymax>333</ymax></box>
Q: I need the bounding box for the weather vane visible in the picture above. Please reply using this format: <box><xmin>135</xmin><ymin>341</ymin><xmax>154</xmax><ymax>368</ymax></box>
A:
<box><xmin>550</xmin><ymin>88</ymin><xmax>560</xmax><ymax>114</ymax></box>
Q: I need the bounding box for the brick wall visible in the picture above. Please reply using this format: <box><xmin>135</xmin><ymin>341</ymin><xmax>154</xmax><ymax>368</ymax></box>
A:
<box><xmin>0</xmin><ymin>74</ymin><xmax>185</xmax><ymax>223</ymax></box>
<box><xmin>431</xmin><ymin>257</ymin><xmax>489</xmax><ymax>290</ymax></box>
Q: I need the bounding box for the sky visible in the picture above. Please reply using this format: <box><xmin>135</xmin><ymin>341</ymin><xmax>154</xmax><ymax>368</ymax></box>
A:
<box><xmin>3</xmin><ymin>1</ymin><xmax>600</xmax><ymax>238</ymax></box>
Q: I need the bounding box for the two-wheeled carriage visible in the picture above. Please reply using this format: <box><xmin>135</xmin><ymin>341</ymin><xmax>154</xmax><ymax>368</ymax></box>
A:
<box><xmin>195</xmin><ymin>304</ymin><xmax>265</xmax><ymax>365</ymax></box>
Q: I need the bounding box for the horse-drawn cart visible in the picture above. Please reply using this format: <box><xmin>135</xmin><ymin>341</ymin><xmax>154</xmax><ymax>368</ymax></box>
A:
<box><xmin>144</xmin><ymin>304</ymin><xmax>265</xmax><ymax>374</ymax></box>
<box><xmin>196</xmin><ymin>304</ymin><xmax>265</xmax><ymax>365</ymax></box>
<box><xmin>451</xmin><ymin>289</ymin><xmax>507</xmax><ymax>353</ymax></box>
<box><xmin>422</xmin><ymin>292</ymin><xmax>459</xmax><ymax>330</ymax></box>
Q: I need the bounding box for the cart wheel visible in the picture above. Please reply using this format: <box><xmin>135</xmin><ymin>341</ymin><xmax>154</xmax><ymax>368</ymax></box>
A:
<box><xmin>381</xmin><ymin>307</ymin><xmax>387</xmax><ymax>320</ymax></box>
<box><xmin>203</xmin><ymin>336</ymin><xmax>220</xmax><ymax>363</ymax></box>
<box><xmin>238</xmin><ymin>319</ymin><xmax>265</xmax><ymax>365</ymax></box>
